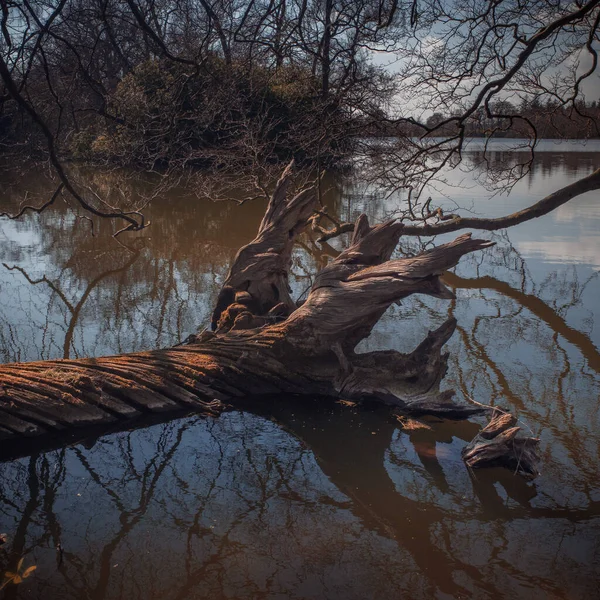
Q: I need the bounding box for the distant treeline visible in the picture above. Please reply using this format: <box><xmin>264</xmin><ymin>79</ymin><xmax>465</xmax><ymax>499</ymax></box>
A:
<box><xmin>367</xmin><ymin>99</ymin><xmax>600</xmax><ymax>140</ymax></box>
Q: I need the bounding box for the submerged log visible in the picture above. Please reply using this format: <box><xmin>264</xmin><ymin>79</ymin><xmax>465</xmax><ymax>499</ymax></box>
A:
<box><xmin>462</xmin><ymin>408</ymin><xmax>541</xmax><ymax>477</ymax></box>
<box><xmin>0</xmin><ymin>162</ymin><xmax>535</xmax><ymax>476</ymax></box>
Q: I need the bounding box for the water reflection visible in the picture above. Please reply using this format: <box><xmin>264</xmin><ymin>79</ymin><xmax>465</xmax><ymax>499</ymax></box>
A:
<box><xmin>0</xmin><ymin>147</ymin><xmax>599</xmax><ymax>598</ymax></box>
<box><xmin>0</xmin><ymin>402</ymin><xmax>598</xmax><ymax>599</ymax></box>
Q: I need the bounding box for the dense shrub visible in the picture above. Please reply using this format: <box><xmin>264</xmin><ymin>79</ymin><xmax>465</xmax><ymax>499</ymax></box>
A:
<box><xmin>73</xmin><ymin>59</ymin><xmax>352</xmax><ymax>169</ymax></box>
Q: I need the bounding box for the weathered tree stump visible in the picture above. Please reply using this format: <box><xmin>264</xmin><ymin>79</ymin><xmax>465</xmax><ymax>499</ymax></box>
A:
<box><xmin>0</xmin><ymin>163</ymin><xmax>538</xmax><ymax>476</ymax></box>
<box><xmin>462</xmin><ymin>408</ymin><xmax>541</xmax><ymax>477</ymax></box>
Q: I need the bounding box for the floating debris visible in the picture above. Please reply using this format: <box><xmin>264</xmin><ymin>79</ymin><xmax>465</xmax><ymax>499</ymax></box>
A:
<box><xmin>462</xmin><ymin>408</ymin><xmax>540</xmax><ymax>477</ymax></box>
<box><xmin>395</xmin><ymin>415</ymin><xmax>433</xmax><ymax>431</ymax></box>
<box><xmin>336</xmin><ymin>399</ymin><xmax>357</xmax><ymax>407</ymax></box>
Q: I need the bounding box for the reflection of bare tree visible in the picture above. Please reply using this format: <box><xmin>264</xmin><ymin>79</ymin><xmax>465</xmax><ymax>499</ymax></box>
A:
<box><xmin>0</xmin><ymin>171</ymin><xmax>269</xmax><ymax>362</ymax></box>
<box><xmin>0</xmin><ymin>166</ymin><xmax>344</xmax><ymax>363</ymax></box>
<box><xmin>1</xmin><ymin>403</ymin><xmax>598</xmax><ymax>599</ymax></box>
<box><xmin>444</xmin><ymin>271</ymin><xmax>600</xmax><ymax>374</ymax></box>
<box><xmin>0</xmin><ymin>153</ymin><xmax>599</xmax><ymax>598</ymax></box>
<box><xmin>3</xmin><ymin>249</ymin><xmax>140</xmax><ymax>359</ymax></box>
<box><xmin>420</xmin><ymin>241</ymin><xmax>600</xmax><ymax>510</ymax></box>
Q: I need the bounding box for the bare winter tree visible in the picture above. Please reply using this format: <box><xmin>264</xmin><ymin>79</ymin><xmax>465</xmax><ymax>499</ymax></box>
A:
<box><xmin>0</xmin><ymin>0</ymin><xmax>404</xmax><ymax>227</ymax></box>
<box><xmin>340</xmin><ymin>0</ymin><xmax>600</xmax><ymax>240</ymax></box>
<box><xmin>3</xmin><ymin>0</ymin><xmax>596</xmax><ymax>232</ymax></box>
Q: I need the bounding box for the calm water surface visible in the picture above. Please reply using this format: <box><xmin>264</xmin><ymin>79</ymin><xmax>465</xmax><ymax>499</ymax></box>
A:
<box><xmin>0</xmin><ymin>143</ymin><xmax>599</xmax><ymax>599</ymax></box>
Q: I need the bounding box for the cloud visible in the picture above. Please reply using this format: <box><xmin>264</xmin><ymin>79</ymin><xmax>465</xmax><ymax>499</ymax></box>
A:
<box><xmin>519</xmin><ymin>236</ymin><xmax>600</xmax><ymax>269</ymax></box>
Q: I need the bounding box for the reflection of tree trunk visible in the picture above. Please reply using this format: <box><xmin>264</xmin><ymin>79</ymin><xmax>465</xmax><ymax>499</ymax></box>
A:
<box><xmin>443</xmin><ymin>271</ymin><xmax>600</xmax><ymax>373</ymax></box>
<box><xmin>0</xmin><ymin>165</ymin><xmax>490</xmax><ymax>453</ymax></box>
<box><xmin>253</xmin><ymin>398</ymin><xmax>514</xmax><ymax>597</ymax></box>
<box><xmin>2</xmin><ymin>455</ymin><xmax>40</xmax><ymax>600</ymax></box>
<box><xmin>2</xmin><ymin>398</ymin><xmax>595</xmax><ymax>599</ymax></box>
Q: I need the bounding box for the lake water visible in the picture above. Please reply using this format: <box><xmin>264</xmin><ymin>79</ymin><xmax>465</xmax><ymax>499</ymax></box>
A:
<box><xmin>0</xmin><ymin>142</ymin><xmax>599</xmax><ymax>599</ymax></box>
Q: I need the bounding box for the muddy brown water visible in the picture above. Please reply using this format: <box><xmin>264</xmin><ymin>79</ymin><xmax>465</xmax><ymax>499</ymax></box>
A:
<box><xmin>0</xmin><ymin>140</ymin><xmax>599</xmax><ymax>599</ymax></box>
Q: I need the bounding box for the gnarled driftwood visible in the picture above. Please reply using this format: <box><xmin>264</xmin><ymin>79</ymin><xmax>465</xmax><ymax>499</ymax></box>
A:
<box><xmin>0</xmin><ymin>163</ymin><xmax>537</xmax><ymax>476</ymax></box>
<box><xmin>462</xmin><ymin>408</ymin><xmax>541</xmax><ymax>477</ymax></box>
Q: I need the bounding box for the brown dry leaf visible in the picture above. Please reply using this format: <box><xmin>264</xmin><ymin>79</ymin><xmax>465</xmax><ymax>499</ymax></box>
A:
<box><xmin>12</xmin><ymin>575</ymin><xmax>22</xmax><ymax>585</ymax></box>
<box><xmin>336</xmin><ymin>399</ymin><xmax>357</xmax><ymax>407</ymax></box>
<box><xmin>395</xmin><ymin>415</ymin><xmax>432</xmax><ymax>431</ymax></box>
<box><xmin>22</xmin><ymin>566</ymin><xmax>37</xmax><ymax>579</ymax></box>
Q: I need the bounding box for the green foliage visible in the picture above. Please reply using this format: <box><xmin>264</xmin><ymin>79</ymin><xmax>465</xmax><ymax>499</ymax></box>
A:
<box><xmin>111</xmin><ymin>60</ymin><xmax>178</xmax><ymax>124</ymax></box>
<box><xmin>69</xmin><ymin>130</ymin><xmax>97</xmax><ymax>159</ymax></box>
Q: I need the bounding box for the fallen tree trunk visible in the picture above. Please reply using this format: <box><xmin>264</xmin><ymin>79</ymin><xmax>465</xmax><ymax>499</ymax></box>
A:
<box><xmin>0</xmin><ymin>163</ymin><xmax>509</xmax><ymax>464</ymax></box>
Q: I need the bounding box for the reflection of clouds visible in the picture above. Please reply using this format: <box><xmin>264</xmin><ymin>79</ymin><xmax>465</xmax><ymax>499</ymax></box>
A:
<box><xmin>515</xmin><ymin>193</ymin><xmax>600</xmax><ymax>268</ymax></box>
<box><xmin>425</xmin><ymin>153</ymin><xmax>600</xmax><ymax>270</ymax></box>
<box><xmin>552</xmin><ymin>194</ymin><xmax>600</xmax><ymax>223</ymax></box>
<box><xmin>518</xmin><ymin>237</ymin><xmax>600</xmax><ymax>269</ymax></box>
<box><xmin>0</xmin><ymin>155</ymin><xmax>599</xmax><ymax>599</ymax></box>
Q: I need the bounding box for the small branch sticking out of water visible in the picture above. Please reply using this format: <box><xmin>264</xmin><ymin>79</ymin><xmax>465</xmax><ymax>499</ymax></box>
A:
<box><xmin>462</xmin><ymin>408</ymin><xmax>541</xmax><ymax>478</ymax></box>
